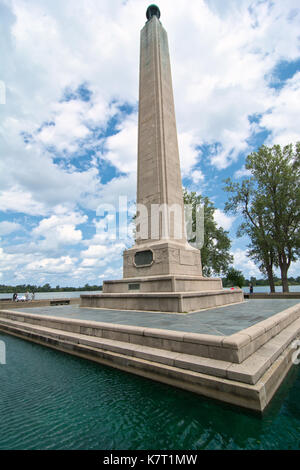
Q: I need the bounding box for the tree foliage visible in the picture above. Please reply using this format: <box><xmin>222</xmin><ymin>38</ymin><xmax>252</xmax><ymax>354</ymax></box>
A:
<box><xmin>183</xmin><ymin>189</ymin><xmax>233</xmax><ymax>277</ymax></box>
<box><xmin>224</xmin><ymin>143</ymin><xmax>300</xmax><ymax>292</ymax></box>
<box><xmin>225</xmin><ymin>267</ymin><xmax>245</xmax><ymax>288</ymax></box>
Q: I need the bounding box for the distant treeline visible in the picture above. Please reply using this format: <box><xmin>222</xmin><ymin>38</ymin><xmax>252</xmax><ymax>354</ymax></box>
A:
<box><xmin>1</xmin><ymin>277</ymin><xmax>299</xmax><ymax>293</ymax></box>
<box><xmin>0</xmin><ymin>283</ymin><xmax>103</xmax><ymax>293</ymax></box>
<box><xmin>221</xmin><ymin>276</ymin><xmax>300</xmax><ymax>288</ymax></box>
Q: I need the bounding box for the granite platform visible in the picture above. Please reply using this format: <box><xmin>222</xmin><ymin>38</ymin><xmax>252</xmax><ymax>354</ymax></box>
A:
<box><xmin>0</xmin><ymin>299</ymin><xmax>299</xmax><ymax>413</ymax></box>
<box><xmin>15</xmin><ymin>299</ymin><xmax>300</xmax><ymax>336</ymax></box>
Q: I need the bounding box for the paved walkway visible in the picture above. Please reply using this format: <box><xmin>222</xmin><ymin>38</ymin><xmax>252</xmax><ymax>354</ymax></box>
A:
<box><xmin>18</xmin><ymin>299</ymin><xmax>300</xmax><ymax>336</ymax></box>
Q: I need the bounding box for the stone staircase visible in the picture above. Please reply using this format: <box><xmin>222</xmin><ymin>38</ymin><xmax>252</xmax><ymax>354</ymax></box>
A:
<box><xmin>0</xmin><ymin>305</ymin><xmax>299</xmax><ymax>412</ymax></box>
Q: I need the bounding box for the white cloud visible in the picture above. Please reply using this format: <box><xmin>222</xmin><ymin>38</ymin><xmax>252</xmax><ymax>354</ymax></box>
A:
<box><xmin>231</xmin><ymin>248</ymin><xmax>261</xmax><ymax>277</ymax></box>
<box><xmin>261</xmin><ymin>72</ymin><xmax>300</xmax><ymax>146</ymax></box>
<box><xmin>0</xmin><ymin>247</ymin><xmax>17</xmax><ymax>272</ymax></box>
<box><xmin>81</xmin><ymin>242</ymin><xmax>125</xmax><ymax>262</ymax></box>
<box><xmin>214</xmin><ymin>209</ymin><xmax>236</xmax><ymax>231</ymax></box>
<box><xmin>0</xmin><ymin>186</ymin><xmax>48</xmax><ymax>215</ymax></box>
<box><xmin>190</xmin><ymin>169</ymin><xmax>205</xmax><ymax>184</ymax></box>
<box><xmin>102</xmin><ymin>113</ymin><xmax>138</xmax><ymax>173</ymax></box>
<box><xmin>98</xmin><ymin>266</ymin><xmax>123</xmax><ymax>279</ymax></box>
<box><xmin>32</xmin><ymin>211</ymin><xmax>87</xmax><ymax>250</ymax></box>
<box><xmin>287</xmin><ymin>259</ymin><xmax>300</xmax><ymax>278</ymax></box>
<box><xmin>178</xmin><ymin>131</ymin><xmax>201</xmax><ymax>176</ymax></box>
<box><xmin>36</xmin><ymin>101</ymin><xmax>90</xmax><ymax>154</ymax></box>
<box><xmin>234</xmin><ymin>166</ymin><xmax>252</xmax><ymax>179</ymax></box>
<box><xmin>26</xmin><ymin>256</ymin><xmax>76</xmax><ymax>274</ymax></box>
<box><xmin>0</xmin><ymin>221</ymin><xmax>22</xmax><ymax>235</ymax></box>
<box><xmin>94</xmin><ymin>172</ymin><xmax>137</xmax><ymax>208</ymax></box>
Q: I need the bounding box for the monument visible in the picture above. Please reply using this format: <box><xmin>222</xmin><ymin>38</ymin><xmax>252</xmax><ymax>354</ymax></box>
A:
<box><xmin>0</xmin><ymin>7</ymin><xmax>298</xmax><ymax>414</ymax></box>
<box><xmin>81</xmin><ymin>5</ymin><xmax>244</xmax><ymax>312</ymax></box>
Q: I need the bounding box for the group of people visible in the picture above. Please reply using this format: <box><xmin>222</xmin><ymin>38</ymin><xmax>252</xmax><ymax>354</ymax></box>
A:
<box><xmin>12</xmin><ymin>291</ymin><xmax>35</xmax><ymax>302</ymax></box>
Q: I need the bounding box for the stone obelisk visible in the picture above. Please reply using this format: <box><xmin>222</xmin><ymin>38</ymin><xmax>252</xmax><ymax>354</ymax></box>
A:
<box><xmin>81</xmin><ymin>6</ymin><xmax>244</xmax><ymax>312</ymax></box>
<box><xmin>123</xmin><ymin>5</ymin><xmax>203</xmax><ymax>278</ymax></box>
<box><xmin>137</xmin><ymin>5</ymin><xmax>186</xmax><ymax>243</ymax></box>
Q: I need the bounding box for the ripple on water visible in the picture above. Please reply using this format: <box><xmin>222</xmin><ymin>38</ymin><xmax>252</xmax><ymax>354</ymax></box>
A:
<box><xmin>0</xmin><ymin>332</ymin><xmax>300</xmax><ymax>450</ymax></box>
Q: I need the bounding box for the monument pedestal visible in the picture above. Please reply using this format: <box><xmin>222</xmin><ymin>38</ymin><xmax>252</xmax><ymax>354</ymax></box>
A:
<box><xmin>82</xmin><ymin>270</ymin><xmax>244</xmax><ymax>313</ymax></box>
<box><xmin>102</xmin><ymin>275</ymin><xmax>222</xmax><ymax>293</ymax></box>
<box><xmin>123</xmin><ymin>241</ymin><xmax>202</xmax><ymax>278</ymax></box>
<box><xmin>81</xmin><ymin>241</ymin><xmax>244</xmax><ymax>312</ymax></box>
<box><xmin>81</xmin><ymin>288</ymin><xmax>243</xmax><ymax>313</ymax></box>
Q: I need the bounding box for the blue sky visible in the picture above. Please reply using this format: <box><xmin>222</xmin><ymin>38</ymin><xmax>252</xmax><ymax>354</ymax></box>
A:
<box><xmin>0</xmin><ymin>0</ymin><xmax>299</xmax><ymax>287</ymax></box>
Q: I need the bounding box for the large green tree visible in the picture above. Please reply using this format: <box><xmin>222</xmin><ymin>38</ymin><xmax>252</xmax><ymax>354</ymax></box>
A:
<box><xmin>224</xmin><ymin>143</ymin><xmax>300</xmax><ymax>292</ymax></box>
<box><xmin>225</xmin><ymin>267</ymin><xmax>245</xmax><ymax>288</ymax></box>
<box><xmin>183</xmin><ymin>189</ymin><xmax>233</xmax><ymax>277</ymax></box>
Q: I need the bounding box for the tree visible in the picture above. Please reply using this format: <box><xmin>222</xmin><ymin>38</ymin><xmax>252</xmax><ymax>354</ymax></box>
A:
<box><xmin>226</xmin><ymin>267</ymin><xmax>245</xmax><ymax>288</ymax></box>
<box><xmin>224</xmin><ymin>177</ymin><xmax>276</xmax><ymax>292</ymax></box>
<box><xmin>224</xmin><ymin>143</ymin><xmax>300</xmax><ymax>292</ymax></box>
<box><xmin>183</xmin><ymin>189</ymin><xmax>233</xmax><ymax>277</ymax></box>
<box><xmin>41</xmin><ymin>283</ymin><xmax>51</xmax><ymax>292</ymax></box>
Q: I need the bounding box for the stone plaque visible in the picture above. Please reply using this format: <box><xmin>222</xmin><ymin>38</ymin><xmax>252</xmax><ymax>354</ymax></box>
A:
<box><xmin>134</xmin><ymin>250</ymin><xmax>153</xmax><ymax>267</ymax></box>
<box><xmin>128</xmin><ymin>283</ymin><xmax>140</xmax><ymax>291</ymax></box>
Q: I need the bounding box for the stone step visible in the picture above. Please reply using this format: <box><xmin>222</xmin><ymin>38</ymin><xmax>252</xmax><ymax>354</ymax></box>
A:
<box><xmin>1</xmin><ymin>304</ymin><xmax>299</xmax><ymax>364</ymax></box>
<box><xmin>81</xmin><ymin>289</ymin><xmax>244</xmax><ymax>313</ymax></box>
<box><xmin>0</xmin><ymin>315</ymin><xmax>299</xmax><ymax>386</ymax></box>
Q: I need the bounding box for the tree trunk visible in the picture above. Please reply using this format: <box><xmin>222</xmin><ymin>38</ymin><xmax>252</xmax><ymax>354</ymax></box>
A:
<box><xmin>266</xmin><ymin>265</ymin><xmax>276</xmax><ymax>293</ymax></box>
<box><xmin>280</xmin><ymin>263</ymin><xmax>289</xmax><ymax>293</ymax></box>
<box><xmin>278</xmin><ymin>250</ymin><xmax>290</xmax><ymax>293</ymax></box>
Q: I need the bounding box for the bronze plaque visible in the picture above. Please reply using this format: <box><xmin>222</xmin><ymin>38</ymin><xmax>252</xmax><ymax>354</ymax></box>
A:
<box><xmin>135</xmin><ymin>250</ymin><xmax>153</xmax><ymax>266</ymax></box>
<box><xmin>128</xmin><ymin>283</ymin><xmax>140</xmax><ymax>291</ymax></box>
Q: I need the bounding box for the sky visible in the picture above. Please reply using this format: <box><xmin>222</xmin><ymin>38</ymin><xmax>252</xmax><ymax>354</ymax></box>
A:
<box><xmin>0</xmin><ymin>0</ymin><xmax>300</xmax><ymax>287</ymax></box>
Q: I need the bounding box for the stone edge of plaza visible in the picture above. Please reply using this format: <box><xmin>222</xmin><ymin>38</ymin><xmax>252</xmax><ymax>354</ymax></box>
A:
<box><xmin>0</xmin><ymin>302</ymin><xmax>299</xmax><ymax>412</ymax></box>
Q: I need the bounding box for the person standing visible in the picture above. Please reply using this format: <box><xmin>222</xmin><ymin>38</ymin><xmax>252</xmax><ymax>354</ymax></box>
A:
<box><xmin>249</xmin><ymin>283</ymin><xmax>254</xmax><ymax>294</ymax></box>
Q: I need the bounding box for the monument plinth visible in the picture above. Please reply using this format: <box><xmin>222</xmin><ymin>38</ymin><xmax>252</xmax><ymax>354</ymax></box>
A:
<box><xmin>81</xmin><ymin>6</ymin><xmax>244</xmax><ymax>312</ymax></box>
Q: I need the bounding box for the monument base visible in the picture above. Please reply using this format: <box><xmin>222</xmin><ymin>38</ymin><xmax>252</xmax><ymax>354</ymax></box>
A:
<box><xmin>81</xmin><ymin>269</ymin><xmax>244</xmax><ymax>313</ymax></box>
<box><xmin>102</xmin><ymin>275</ymin><xmax>223</xmax><ymax>293</ymax></box>
<box><xmin>81</xmin><ymin>288</ymin><xmax>244</xmax><ymax>313</ymax></box>
<box><xmin>123</xmin><ymin>241</ymin><xmax>203</xmax><ymax>278</ymax></box>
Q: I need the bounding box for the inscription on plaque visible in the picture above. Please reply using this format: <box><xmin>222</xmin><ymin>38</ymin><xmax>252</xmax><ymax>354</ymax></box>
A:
<box><xmin>134</xmin><ymin>250</ymin><xmax>153</xmax><ymax>267</ymax></box>
<box><xmin>128</xmin><ymin>283</ymin><xmax>140</xmax><ymax>291</ymax></box>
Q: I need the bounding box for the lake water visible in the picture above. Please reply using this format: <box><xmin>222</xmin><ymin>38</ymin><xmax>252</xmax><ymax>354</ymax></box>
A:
<box><xmin>241</xmin><ymin>285</ymin><xmax>300</xmax><ymax>293</ymax></box>
<box><xmin>0</xmin><ymin>286</ymin><xmax>299</xmax><ymax>300</ymax></box>
<box><xmin>0</xmin><ymin>332</ymin><xmax>299</xmax><ymax>450</ymax></box>
<box><xmin>0</xmin><ymin>291</ymin><xmax>102</xmax><ymax>300</ymax></box>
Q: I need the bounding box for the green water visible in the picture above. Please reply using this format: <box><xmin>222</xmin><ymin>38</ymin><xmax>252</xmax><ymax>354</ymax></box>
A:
<box><xmin>0</xmin><ymin>332</ymin><xmax>299</xmax><ymax>450</ymax></box>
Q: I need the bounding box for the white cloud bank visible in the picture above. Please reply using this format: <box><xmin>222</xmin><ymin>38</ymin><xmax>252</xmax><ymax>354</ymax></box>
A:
<box><xmin>0</xmin><ymin>221</ymin><xmax>22</xmax><ymax>236</ymax></box>
<box><xmin>0</xmin><ymin>0</ymin><xmax>299</xmax><ymax>284</ymax></box>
